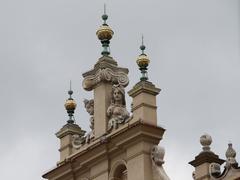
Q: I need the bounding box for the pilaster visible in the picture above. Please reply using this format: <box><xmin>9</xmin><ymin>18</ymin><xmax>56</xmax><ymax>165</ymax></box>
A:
<box><xmin>128</xmin><ymin>80</ymin><xmax>160</xmax><ymax>126</ymax></box>
<box><xmin>82</xmin><ymin>56</ymin><xmax>129</xmax><ymax>138</ymax></box>
<box><xmin>56</xmin><ymin>123</ymin><xmax>85</xmax><ymax>162</ymax></box>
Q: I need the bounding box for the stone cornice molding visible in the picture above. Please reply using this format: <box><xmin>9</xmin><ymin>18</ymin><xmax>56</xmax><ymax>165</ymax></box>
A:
<box><xmin>128</xmin><ymin>80</ymin><xmax>160</xmax><ymax>97</ymax></box>
<box><xmin>43</xmin><ymin>121</ymin><xmax>165</xmax><ymax>179</ymax></box>
<box><xmin>56</xmin><ymin>123</ymin><xmax>85</xmax><ymax>139</ymax></box>
<box><xmin>189</xmin><ymin>151</ymin><xmax>225</xmax><ymax>167</ymax></box>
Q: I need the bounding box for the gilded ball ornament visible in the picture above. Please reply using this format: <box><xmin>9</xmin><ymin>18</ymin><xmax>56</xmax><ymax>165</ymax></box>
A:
<box><xmin>64</xmin><ymin>99</ymin><xmax>77</xmax><ymax>111</ymax></box>
<box><xmin>137</xmin><ymin>54</ymin><xmax>150</xmax><ymax>68</ymax></box>
<box><xmin>96</xmin><ymin>25</ymin><xmax>114</xmax><ymax>41</ymax></box>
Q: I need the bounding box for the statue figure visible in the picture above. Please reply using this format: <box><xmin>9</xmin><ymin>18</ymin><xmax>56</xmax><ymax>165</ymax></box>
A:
<box><xmin>107</xmin><ymin>84</ymin><xmax>130</xmax><ymax>131</ymax></box>
<box><xmin>151</xmin><ymin>145</ymin><xmax>170</xmax><ymax>180</ymax></box>
<box><xmin>83</xmin><ymin>99</ymin><xmax>94</xmax><ymax>130</ymax></box>
<box><xmin>83</xmin><ymin>99</ymin><xmax>94</xmax><ymax>143</ymax></box>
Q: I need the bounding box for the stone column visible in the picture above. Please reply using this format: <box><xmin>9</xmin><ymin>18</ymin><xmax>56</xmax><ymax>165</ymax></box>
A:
<box><xmin>56</xmin><ymin>123</ymin><xmax>85</xmax><ymax>162</ymax></box>
<box><xmin>93</xmin><ymin>82</ymin><xmax>112</xmax><ymax>136</ymax></box>
<box><xmin>128</xmin><ymin>80</ymin><xmax>160</xmax><ymax>126</ymax></box>
<box><xmin>82</xmin><ymin>56</ymin><xmax>129</xmax><ymax>138</ymax></box>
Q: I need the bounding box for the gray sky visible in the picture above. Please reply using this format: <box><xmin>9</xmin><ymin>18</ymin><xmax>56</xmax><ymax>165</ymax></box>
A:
<box><xmin>0</xmin><ymin>0</ymin><xmax>239</xmax><ymax>179</ymax></box>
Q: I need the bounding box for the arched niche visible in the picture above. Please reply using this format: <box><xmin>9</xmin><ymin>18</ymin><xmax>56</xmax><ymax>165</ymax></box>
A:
<box><xmin>109</xmin><ymin>160</ymin><xmax>128</xmax><ymax>180</ymax></box>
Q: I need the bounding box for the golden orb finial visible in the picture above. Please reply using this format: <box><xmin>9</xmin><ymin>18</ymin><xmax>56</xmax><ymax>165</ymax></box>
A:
<box><xmin>96</xmin><ymin>4</ymin><xmax>114</xmax><ymax>56</ymax></box>
<box><xmin>64</xmin><ymin>98</ymin><xmax>77</xmax><ymax>112</ymax></box>
<box><xmin>136</xmin><ymin>35</ymin><xmax>150</xmax><ymax>81</ymax></box>
<box><xmin>64</xmin><ymin>81</ymin><xmax>77</xmax><ymax>124</ymax></box>
<box><xmin>96</xmin><ymin>25</ymin><xmax>114</xmax><ymax>41</ymax></box>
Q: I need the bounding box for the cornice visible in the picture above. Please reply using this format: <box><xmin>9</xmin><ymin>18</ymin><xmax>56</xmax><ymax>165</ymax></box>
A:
<box><xmin>43</xmin><ymin>121</ymin><xmax>165</xmax><ymax>179</ymax></box>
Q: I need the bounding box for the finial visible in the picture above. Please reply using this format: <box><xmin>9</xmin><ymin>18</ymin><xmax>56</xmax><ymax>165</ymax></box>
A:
<box><xmin>225</xmin><ymin>142</ymin><xmax>238</xmax><ymax>167</ymax></box>
<box><xmin>68</xmin><ymin>80</ymin><xmax>73</xmax><ymax>99</ymax></box>
<box><xmin>200</xmin><ymin>133</ymin><xmax>212</xmax><ymax>152</ymax></box>
<box><xmin>102</xmin><ymin>4</ymin><xmax>108</xmax><ymax>24</ymax></box>
<box><xmin>136</xmin><ymin>35</ymin><xmax>150</xmax><ymax>81</ymax></box>
<box><xmin>64</xmin><ymin>81</ymin><xmax>77</xmax><ymax>124</ymax></box>
<box><xmin>96</xmin><ymin>4</ymin><xmax>114</xmax><ymax>56</ymax></box>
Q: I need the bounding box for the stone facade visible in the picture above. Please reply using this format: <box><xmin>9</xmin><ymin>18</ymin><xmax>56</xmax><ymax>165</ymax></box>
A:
<box><xmin>42</xmin><ymin>10</ymin><xmax>239</xmax><ymax>180</ymax></box>
<box><xmin>42</xmin><ymin>53</ymin><xmax>168</xmax><ymax>180</ymax></box>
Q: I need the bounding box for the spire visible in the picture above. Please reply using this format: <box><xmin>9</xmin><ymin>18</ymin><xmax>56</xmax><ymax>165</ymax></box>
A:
<box><xmin>96</xmin><ymin>4</ymin><xmax>114</xmax><ymax>56</ymax></box>
<box><xmin>64</xmin><ymin>81</ymin><xmax>77</xmax><ymax>124</ymax></box>
<box><xmin>136</xmin><ymin>35</ymin><xmax>150</xmax><ymax>81</ymax></box>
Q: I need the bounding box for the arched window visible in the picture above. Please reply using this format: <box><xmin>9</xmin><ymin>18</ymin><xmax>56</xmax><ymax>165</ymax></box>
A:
<box><xmin>109</xmin><ymin>160</ymin><xmax>127</xmax><ymax>180</ymax></box>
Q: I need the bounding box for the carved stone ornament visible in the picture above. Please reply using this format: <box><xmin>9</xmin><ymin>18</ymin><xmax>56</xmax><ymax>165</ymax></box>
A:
<box><xmin>83</xmin><ymin>99</ymin><xmax>95</xmax><ymax>143</ymax></box>
<box><xmin>192</xmin><ymin>171</ymin><xmax>196</xmax><ymax>180</ymax></box>
<box><xmin>83</xmin><ymin>99</ymin><xmax>94</xmax><ymax>130</ymax></box>
<box><xmin>225</xmin><ymin>143</ymin><xmax>238</xmax><ymax>167</ymax></box>
<box><xmin>151</xmin><ymin>145</ymin><xmax>170</xmax><ymax>180</ymax></box>
<box><xmin>72</xmin><ymin>134</ymin><xmax>85</xmax><ymax>149</ymax></box>
<box><xmin>107</xmin><ymin>84</ymin><xmax>130</xmax><ymax>131</ymax></box>
<box><xmin>209</xmin><ymin>163</ymin><xmax>221</xmax><ymax>178</ymax></box>
<box><xmin>85</xmin><ymin>131</ymin><xmax>94</xmax><ymax>144</ymax></box>
<box><xmin>200</xmin><ymin>133</ymin><xmax>212</xmax><ymax>152</ymax></box>
<box><xmin>207</xmin><ymin>143</ymin><xmax>240</xmax><ymax>180</ymax></box>
<box><xmin>82</xmin><ymin>68</ymin><xmax>129</xmax><ymax>91</ymax></box>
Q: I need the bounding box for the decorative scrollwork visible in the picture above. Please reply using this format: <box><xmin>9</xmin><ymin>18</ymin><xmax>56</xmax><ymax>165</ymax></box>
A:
<box><xmin>72</xmin><ymin>134</ymin><xmax>85</xmax><ymax>149</ymax></box>
<box><xmin>83</xmin><ymin>68</ymin><xmax>129</xmax><ymax>91</ymax></box>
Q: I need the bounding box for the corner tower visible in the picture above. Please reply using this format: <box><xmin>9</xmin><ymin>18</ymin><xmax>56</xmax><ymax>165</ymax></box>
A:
<box><xmin>43</xmin><ymin>7</ymin><xmax>169</xmax><ymax>180</ymax></box>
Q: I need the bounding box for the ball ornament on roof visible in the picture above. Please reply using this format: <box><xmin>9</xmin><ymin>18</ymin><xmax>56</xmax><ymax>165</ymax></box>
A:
<box><xmin>200</xmin><ymin>133</ymin><xmax>212</xmax><ymax>152</ymax></box>
<box><xmin>136</xmin><ymin>36</ymin><xmax>150</xmax><ymax>81</ymax></box>
<box><xmin>96</xmin><ymin>4</ymin><xmax>113</xmax><ymax>56</ymax></box>
<box><xmin>64</xmin><ymin>83</ymin><xmax>77</xmax><ymax>124</ymax></box>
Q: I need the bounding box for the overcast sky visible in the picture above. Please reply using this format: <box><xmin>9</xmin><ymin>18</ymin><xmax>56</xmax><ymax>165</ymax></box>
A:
<box><xmin>0</xmin><ymin>0</ymin><xmax>239</xmax><ymax>180</ymax></box>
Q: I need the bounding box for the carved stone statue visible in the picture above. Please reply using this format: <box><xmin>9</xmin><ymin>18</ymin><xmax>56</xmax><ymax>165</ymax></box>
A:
<box><xmin>107</xmin><ymin>84</ymin><xmax>130</xmax><ymax>131</ymax></box>
<box><xmin>83</xmin><ymin>99</ymin><xmax>94</xmax><ymax>130</ymax></box>
<box><xmin>83</xmin><ymin>99</ymin><xmax>95</xmax><ymax>143</ymax></box>
<box><xmin>151</xmin><ymin>145</ymin><xmax>170</xmax><ymax>180</ymax></box>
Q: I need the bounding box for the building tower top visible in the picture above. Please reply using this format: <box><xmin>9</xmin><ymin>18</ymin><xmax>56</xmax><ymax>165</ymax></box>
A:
<box><xmin>96</xmin><ymin>4</ymin><xmax>114</xmax><ymax>56</ymax></box>
<box><xmin>137</xmin><ymin>35</ymin><xmax>150</xmax><ymax>81</ymax></box>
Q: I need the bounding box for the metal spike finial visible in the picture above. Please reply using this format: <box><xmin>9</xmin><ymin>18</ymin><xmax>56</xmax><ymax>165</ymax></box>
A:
<box><xmin>68</xmin><ymin>80</ymin><xmax>73</xmax><ymax>99</ymax></box>
<box><xmin>104</xmin><ymin>3</ymin><xmax>106</xmax><ymax>14</ymax></box>
<box><xmin>140</xmin><ymin>35</ymin><xmax>146</xmax><ymax>54</ymax></box>
<box><xmin>102</xmin><ymin>4</ymin><xmax>108</xmax><ymax>25</ymax></box>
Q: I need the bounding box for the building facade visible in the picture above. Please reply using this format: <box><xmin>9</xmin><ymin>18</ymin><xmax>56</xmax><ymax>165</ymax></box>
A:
<box><xmin>42</xmin><ymin>10</ymin><xmax>240</xmax><ymax>180</ymax></box>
